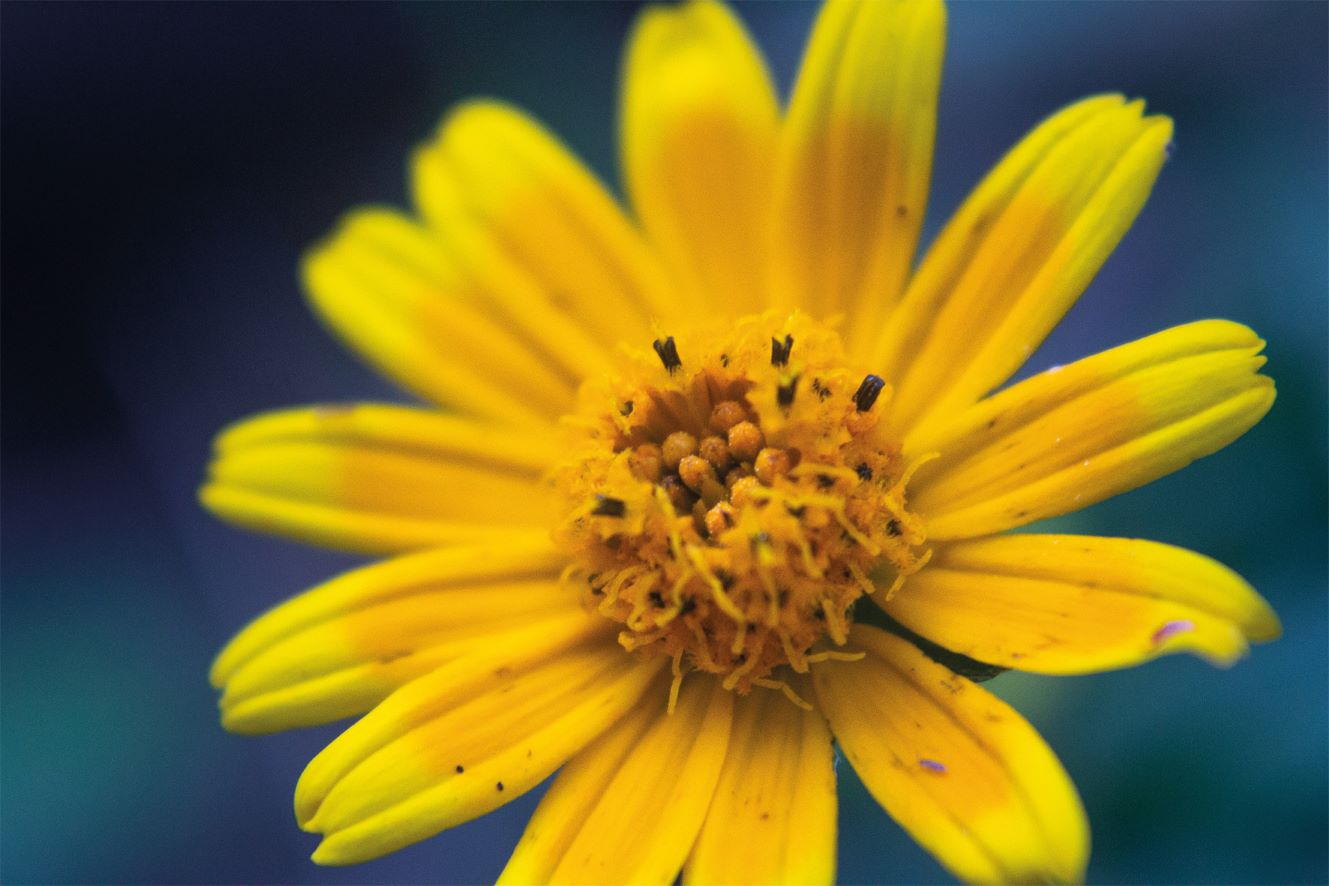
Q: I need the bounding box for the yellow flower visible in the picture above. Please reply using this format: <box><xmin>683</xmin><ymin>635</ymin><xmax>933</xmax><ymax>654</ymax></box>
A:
<box><xmin>202</xmin><ymin>1</ymin><xmax>1280</xmax><ymax>882</ymax></box>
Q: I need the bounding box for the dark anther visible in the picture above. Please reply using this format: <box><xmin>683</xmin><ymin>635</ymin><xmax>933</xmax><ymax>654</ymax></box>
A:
<box><xmin>770</xmin><ymin>334</ymin><xmax>794</xmax><ymax>366</ymax></box>
<box><xmin>680</xmin><ymin>597</ymin><xmax>698</xmax><ymax>615</ymax></box>
<box><xmin>715</xmin><ymin>569</ymin><xmax>735</xmax><ymax>589</ymax></box>
<box><xmin>886</xmin><ymin>519</ymin><xmax>902</xmax><ymax>537</ymax></box>
<box><xmin>591</xmin><ymin>495</ymin><xmax>626</xmax><ymax>517</ymax></box>
<box><xmin>777</xmin><ymin>374</ymin><xmax>800</xmax><ymax>408</ymax></box>
<box><xmin>619</xmin><ymin>400</ymin><xmax>634</xmax><ymax>417</ymax></box>
<box><xmin>856</xmin><ymin>463</ymin><xmax>873</xmax><ymax>481</ymax></box>
<box><xmin>734</xmin><ymin>652</ymin><xmax>747</xmax><ymax>665</ymax></box>
<box><xmin>719</xmin><ymin>353</ymin><xmax>730</xmax><ymax>368</ymax></box>
<box><xmin>811</xmin><ymin>378</ymin><xmax>832</xmax><ymax>401</ymax></box>
<box><xmin>854</xmin><ymin>374</ymin><xmax>886</xmax><ymax>412</ymax></box>
<box><xmin>653</xmin><ymin>336</ymin><xmax>682</xmax><ymax>373</ymax></box>
<box><xmin>785</xmin><ymin>504</ymin><xmax>807</xmax><ymax>518</ymax></box>
<box><xmin>455</xmin><ymin>764</ymin><xmax>464</xmax><ymax>773</ymax></box>
<box><xmin>648</xmin><ymin>590</ymin><xmax>665</xmax><ymax>608</ymax></box>
<box><xmin>496</xmin><ymin>782</ymin><xmax>505</xmax><ymax>792</ymax></box>
<box><xmin>816</xmin><ymin>473</ymin><xmax>834</xmax><ymax>489</ymax></box>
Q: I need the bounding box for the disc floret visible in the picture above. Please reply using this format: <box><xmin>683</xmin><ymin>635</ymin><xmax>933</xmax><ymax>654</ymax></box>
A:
<box><xmin>553</xmin><ymin>313</ymin><xmax>927</xmax><ymax>701</ymax></box>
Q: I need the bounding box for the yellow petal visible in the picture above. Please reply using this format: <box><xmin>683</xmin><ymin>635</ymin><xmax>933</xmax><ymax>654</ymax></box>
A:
<box><xmin>497</xmin><ymin>679</ymin><xmax>664</xmax><ymax>886</ymax></box>
<box><xmin>622</xmin><ymin>0</ymin><xmax>778</xmax><ymax>313</ymax></box>
<box><xmin>869</xmin><ymin>93</ymin><xmax>1122</xmax><ymax>388</ymax></box>
<box><xmin>502</xmin><ymin>678</ymin><xmax>733</xmax><ymax>886</ymax></box>
<box><xmin>221</xmin><ymin>610</ymin><xmax>599</xmax><ymax>736</ymax></box>
<box><xmin>198</xmin><ymin>486</ymin><xmax>543</xmax><ymax>556</ymax></box>
<box><xmin>213</xmin><ymin>541</ymin><xmax>591</xmax><ymax>732</ymax></box>
<box><xmin>299</xmin><ymin>638</ymin><xmax>663</xmax><ymax>866</ymax></box>
<box><xmin>210</xmin><ymin>403</ymin><xmax>559</xmax><ymax>472</ymax></box>
<box><xmin>211</xmin><ymin>537</ymin><xmax>565</xmax><ymax>685</ymax></box>
<box><xmin>408</xmin><ymin>203</ymin><xmax>618</xmax><ymax>384</ymax></box>
<box><xmin>303</xmin><ymin>209</ymin><xmax>572</xmax><ymax>427</ymax></box>
<box><xmin>907</xmin><ymin>321</ymin><xmax>1274</xmax><ymax>539</ymax></box>
<box><xmin>812</xmin><ymin>626</ymin><xmax>1088</xmax><ymax>885</ymax></box>
<box><xmin>200</xmin><ymin>403</ymin><xmax>554</xmax><ymax>554</ymax></box>
<box><xmin>684</xmin><ymin>689</ymin><xmax>836</xmax><ymax>886</ymax></box>
<box><xmin>412</xmin><ymin>101</ymin><xmax>679</xmax><ymax>348</ymax></box>
<box><xmin>770</xmin><ymin>0</ymin><xmax>945</xmax><ymax>352</ymax></box>
<box><xmin>882</xmin><ymin>534</ymin><xmax>1281</xmax><ymax>675</ymax></box>
<box><xmin>874</xmin><ymin>95</ymin><xmax>1174</xmax><ymax>436</ymax></box>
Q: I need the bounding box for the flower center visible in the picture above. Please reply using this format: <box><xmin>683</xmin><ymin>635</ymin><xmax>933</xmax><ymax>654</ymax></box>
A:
<box><xmin>552</xmin><ymin>312</ymin><xmax>927</xmax><ymax>705</ymax></box>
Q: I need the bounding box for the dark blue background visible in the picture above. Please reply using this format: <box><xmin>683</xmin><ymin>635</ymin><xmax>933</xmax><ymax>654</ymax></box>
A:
<box><xmin>3</xmin><ymin>2</ymin><xmax>1325</xmax><ymax>883</ymax></box>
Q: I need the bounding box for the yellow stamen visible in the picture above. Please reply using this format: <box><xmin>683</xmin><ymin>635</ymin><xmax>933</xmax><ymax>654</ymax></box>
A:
<box><xmin>752</xmin><ymin>677</ymin><xmax>814</xmax><ymax>711</ymax></box>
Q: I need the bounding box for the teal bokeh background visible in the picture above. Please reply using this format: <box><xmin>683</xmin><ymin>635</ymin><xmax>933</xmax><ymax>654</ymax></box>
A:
<box><xmin>3</xmin><ymin>2</ymin><xmax>1325</xmax><ymax>883</ymax></box>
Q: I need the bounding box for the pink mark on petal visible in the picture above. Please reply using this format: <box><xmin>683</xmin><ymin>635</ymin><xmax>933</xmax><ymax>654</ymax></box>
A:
<box><xmin>918</xmin><ymin>758</ymin><xmax>947</xmax><ymax>774</ymax></box>
<box><xmin>1151</xmin><ymin>619</ymin><xmax>1195</xmax><ymax>645</ymax></box>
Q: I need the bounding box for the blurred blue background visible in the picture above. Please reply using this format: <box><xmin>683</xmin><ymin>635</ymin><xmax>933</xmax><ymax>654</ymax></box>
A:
<box><xmin>2</xmin><ymin>2</ymin><xmax>1325</xmax><ymax>883</ymax></box>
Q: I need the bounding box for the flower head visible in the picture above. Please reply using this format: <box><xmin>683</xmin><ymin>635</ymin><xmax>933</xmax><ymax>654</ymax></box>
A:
<box><xmin>203</xmin><ymin>1</ymin><xmax>1279</xmax><ymax>882</ymax></box>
